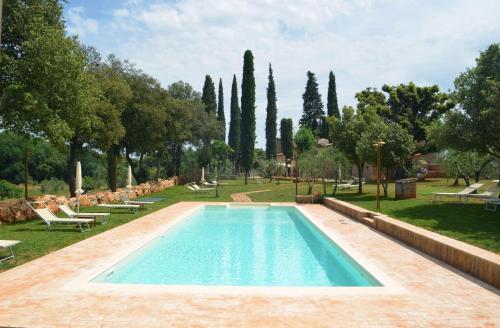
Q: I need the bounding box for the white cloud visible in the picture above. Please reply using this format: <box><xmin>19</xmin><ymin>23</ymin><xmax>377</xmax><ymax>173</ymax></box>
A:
<box><xmin>67</xmin><ymin>0</ymin><xmax>500</xmax><ymax>144</ymax></box>
<box><xmin>67</xmin><ymin>7</ymin><xmax>99</xmax><ymax>37</ymax></box>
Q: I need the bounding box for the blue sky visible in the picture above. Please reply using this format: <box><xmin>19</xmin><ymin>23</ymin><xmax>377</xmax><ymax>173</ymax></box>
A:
<box><xmin>63</xmin><ymin>0</ymin><xmax>500</xmax><ymax>146</ymax></box>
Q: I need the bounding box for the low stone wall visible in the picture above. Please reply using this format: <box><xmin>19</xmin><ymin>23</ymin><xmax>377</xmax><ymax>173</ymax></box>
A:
<box><xmin>0</xmin><ymin>177</ymin><xmax>177</xmax><ymax>223</ymax></box>
<box><xmin>322</xmin><ymin>197</ymin><xmax>500</xmax><ymax>289</ymax></box>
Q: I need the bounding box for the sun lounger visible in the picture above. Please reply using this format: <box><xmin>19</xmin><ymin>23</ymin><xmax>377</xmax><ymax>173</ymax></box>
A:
<box><xmin>186</xmin><ymin>184</ymin><xmax>213</xmax><ymax>192</ymax></box>
<box><xmin>33</xmin><ymin>208</ymin><xmax>94</xmax><ymax>232</ymax></box>
<box><xmin>119</xmin><ymin>195</ymin><xmax>154</xmax><ymax>210</ymax></box>
<box><xmin>58</xmin><ymin>204</ymin><xmax>110</xmax><ymax>224</ymax></box>
<box><xmin>0</xmin><ymin>240</ymin><xmax>20</xmax><ymax>263</ymax></box>
<box><xmin>461</xmin><ymin>186</ymin><xmax>500</xmax><ymax>203</ymax></box>
<box><xmin>484</xmin><ymin>198</ymin><xmax>500</xmax><ymax>211</ymax></box>
<box><xmin>432</xmin><ymin>183</ymin><xmax>484</xmax><ymax>203</ymax></box>
<box><xmin>202</xmin><ymin>180</ymin><xmax>217</xmax><ymax>186</ymax></box>
<box><xmin>97</xmin><ymin>204</ymin><xmax>140</xmax><ymax>212</ymax></box>
<box><xmin>337</xmin><ymin>179</ymin><xmax>365</xmax><ymax>190</ymax></box>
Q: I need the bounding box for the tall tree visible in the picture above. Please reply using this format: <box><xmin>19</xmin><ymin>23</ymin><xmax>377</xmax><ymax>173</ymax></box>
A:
<box><xmin>201</xmin><ymin>75</ymin><xmax>216</xmax><ymax>115</ymax></box>
<box><xmin>168</xmin><ymin>80</ymin><xmax>202</xmax><ymax>103</ymax></box>
<box><xmin>240</xmin><ymin>50</ymin><xmax>256</xmax><ymax>184</ymax></box>
<box><xmin>380</xmin><ymin>82</ymin><xmax>454</xmax><ymax>145</ymax></box>
<box><xmin>280</xmin><ymin>118</ymin><xmax>293</xmax><ymax>160</ymax></box>
<box><xmin>228</xmin><ymin>75</ymin><xmax>241</xmax><ymax>171</ymax></box>
<box><xmin>300</xmin><ymin>71</ymin><xmax>325</xmax><ymax>136</ymax></box>
<box><xmin>217</xmin><ymin>78</ymin><xmax>226</xmax><ymax>141</ymax></box>
<box><xmin>265</xmin><ymin>63</ymin><xmax>277</xmax><ymax>159</ymax></box>
<box><xmin>428</xmin><ymin>43</ymin><xmax>500</xmax><ymax>160</ymax></box>
<box><xmin>327</xmin><ymin>71</ymin><xmax>340</xmax><ymax>118</ymax></box>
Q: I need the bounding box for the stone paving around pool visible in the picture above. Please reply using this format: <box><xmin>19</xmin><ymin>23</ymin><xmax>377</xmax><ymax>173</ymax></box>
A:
<box><xmin>0</xmin><ymin>202</ymin><xmax>498</xmax><ymax>327</ymax></box>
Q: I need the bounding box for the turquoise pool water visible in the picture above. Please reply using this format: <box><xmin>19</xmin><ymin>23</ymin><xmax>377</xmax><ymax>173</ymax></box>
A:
<box><xmin>94</xmin><ymin>205</ymin><xmax>381</xmax><ymax>287</ymax></box>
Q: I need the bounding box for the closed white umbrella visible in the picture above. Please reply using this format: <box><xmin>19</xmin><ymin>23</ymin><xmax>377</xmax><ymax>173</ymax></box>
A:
<box><xmin>127</xmin><ymin>165</ymin><xmax>133</xmax><ymax>189</ymax></box>
<box><xmin>75</xmin><ymin>161</ymin><xmax>83</xmax><ymax>214</ymax></box>
<box><xmin>201</xmin><ymin>166</ymin><xmax>205</xmax><ymax>182</ymax></box>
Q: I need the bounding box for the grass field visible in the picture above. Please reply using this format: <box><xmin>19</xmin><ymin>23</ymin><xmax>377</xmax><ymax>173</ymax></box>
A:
<box><xmin>0</xmin><ymin>178</ymin><xmax>498</xmax><ymax>272</ymax></box>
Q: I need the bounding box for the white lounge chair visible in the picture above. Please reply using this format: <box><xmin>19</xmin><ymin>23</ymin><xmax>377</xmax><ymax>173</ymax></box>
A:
<box><xmin>97</xmin><ymin>204</ymin><xmax>140</xmax><ymax>212</ymax></box>
<box><xmin>461</xmin><ymin>185</ymin><xmax>500</xmax><ymax>203</ymax></box>
<box><xmin>337</xmin><ymin>179</ymin><xmax>364</xmax><ymax>190</ymax></box>
<box><xmin>186</xmin><ymin>183</ymin><xmax>213</xmax><ymax>192</ymax></box>
<box><xmin>119</xmin><ymin>195</ymin><xmax>154</xmax><ymax>210</ymax></box>
<box><xmin>432</xmin><ymin>183</ymin><xmax>484</xmax><ymax>203</ymax></box>
<box><xmin>201</xmin><ymin>180</ymin><xmax>217</xmax><ymax>186</ymax></box>
<box><xmin>0</xmin><ymin>240</ymin><xmax>20</xmax><ymax>263</ymax></box>
<box><xmin>58</xmin><ymin>204</ymin><xmax>110</xmax><ymax>224</ymax></box>
<box><xmin>33</xmin><ymin>208</ymin><xmax>94</xmax><ymax>232</ymax></box>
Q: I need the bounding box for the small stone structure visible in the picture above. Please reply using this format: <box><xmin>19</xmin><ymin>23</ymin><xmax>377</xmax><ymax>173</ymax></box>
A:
<box><xmin>0</xmin><ymin>178</ymin><xmax>177</xmax><ymax>223</ymax></box>
<box><xmin>394</xmin><ymin>178</ymin><xmax>417</xmax><ymax>199</ymax></box>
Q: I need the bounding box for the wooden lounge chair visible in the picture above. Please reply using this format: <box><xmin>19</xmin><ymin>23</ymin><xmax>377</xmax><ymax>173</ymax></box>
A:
<box><xmin>432</xmin><ymin>183</ymin><xmax>484</xmax><ymax>203</ymax></box>
<box><xmin>97</xmin><ymin>203</ymin><xmax>141</xmax><ymax>212</ymax></box>
<box><xmin>33</xmin><ymin>208</ymin><xmax>94</xmax><ymax>232</ymax></box>
<box><xmin>0</xmin><ymin>240</ymin><xmax>20</xmax><ymax>263</ymax></box>
<box><xmin>58</xmin><ymin>204</ymin><xmax>110</xmax><ymax>224</ymax></box>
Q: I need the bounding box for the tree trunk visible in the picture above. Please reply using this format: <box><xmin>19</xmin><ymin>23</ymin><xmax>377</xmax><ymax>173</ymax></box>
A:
<box><xmin>382</xmin><ymin>168</ymin><xmax>389</xmax><ymax>198</ymax></box>
<box><xmin>244</xmin><ymin>171</ymin><xmax>248</xmax><ymax>185</ymax></box>
<box><xmin>155</xmin><ymin>153</ymin><xmax>161</xmax><ymax>181</ymax></box>
<box><xmin>474</xmin><ymin>158</ymin><xmax>493</xmax><ymax>182</ymax></box>
<box><xmin>24</xmin><ymin>143</ymin><xmax>29</xmax><ymax>200</ymax></box>
<box><xmin>67</xmin><ymin>136</ymin><xmax>80</xmax><ymax>198</ymax></box>
<box><xmin>453</xmin><ymin>176</ymin><xmax>459</xmax><ymax>186</ymax></box>
<box><xmin>356</xmin><ymin>162</ymin><xmax>364</xmax><ymax>194</ymax></box>
<box><xmin>463</xmin><ymin>175</ymin><xmax>470</xmax><ymax>186</ymax></box>
<box><xmin>175</xmin><ymin>144</ymin><xmax>182</xmax><ymax>177</ymax></box>
<box><xmin>106</xmin><ymin>145</ymin><xmax>120</xmax><ymax>192</ymax></box>
<box><xmin>332</xmin><ymin>179</ymin><xmax>338</xmax><ymax>196</ymax></box>
<box><xmin>323</xmin><ymin>179</ymin><xmax>327</xmax><ymax>195</ymax></box>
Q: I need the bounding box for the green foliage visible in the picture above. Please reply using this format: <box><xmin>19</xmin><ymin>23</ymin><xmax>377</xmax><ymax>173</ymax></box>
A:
<box><xmin>201</xmin><ymin>75</ymin><xmax>217</xmax><ymax>115</ymax></box>
<box><xmin>82</xmin><ymin>176</ymin><xmax>104</xmax><ymax>191</ymax></box>
<box><xmin>380</xmin><ymin>83</ymin><xmax>454</xmax><ymax>144</ymax></box>
<box><xmin>217</xmin><ymin>78</ymin><xmax>226</xmax><ymax>141</ymax></box>
<box><xmin>329</xmin><ymin>105</ymin><xmax>381</xmax><ymax>193</ymax></box>
<box><xmin>437</xmin><ymin>150</ymin><xmax>495</xmax><ymax>184</ymax></box>
<box><xmin>265</xmin><ymin>63</ymin><xmax>278</xmax><ymax>159</ymax></box>
<box><xmin>294</xmin><ymin>127</ymin><xmax>315</xmax><ymax>154</ymax></box>
<box><xmin>0</xmin><ymin>180</ymin><xmax>22</xmax><ymax>200</ymax></box>
<box><xmin>300</xmin><ymin>71</ymin><xmax>325</xmax><ymax>136</ymax></box>
<box><xmin>258</xmin><ymin>159</ymin><xmax>279</xmax><ymax>181</ymax></box>
<box><xmin>429</xmin><ymin>44</ymin><xmax>500</xmax><ymax>159</ymax></box>
<box><xmin>298</xmin><ymin>148</ymin><xmax>320</xmax><ymax>194</ymax></box>
<box><xmin>356</xmin><ymin>121</ymin><xmax>415</xmax><ymax>196</ymax></box>
<box><xmin>228</xmin><ymin>75</ymin><xmax>241</xmax><ymax>168</ymax></box>
<box><xmin>240</xmin><ymin>50</ymin><xmax>256</xmax><ymax>180</ymax></box>
<box><xmin>168</xmin><ymin>80</ymin><xmax>202</xmax><ymax>103</ymax></box>
<box><xmin>327</xmin><ymin>71</ymin><xmax>340</xmax><ymax>118</ymax></box>
<box><xmin>280</xmin><ymin>118</ymin><xmax>294</xmax><ymax>159</ymax></box>
<box><xmin>40</xmin><ymin>178</ymin><xmax>67</xmax><ymax>195</ymax></box>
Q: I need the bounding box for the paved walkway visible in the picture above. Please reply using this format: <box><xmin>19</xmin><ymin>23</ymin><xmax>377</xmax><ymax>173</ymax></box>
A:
<box><xmin>230</xmin><ymin>190</ymin><xmax>271</xmax><ymax>202</ymax></box>
<box><xmin>0</xmin><ymin>202</ymin><xmax>498</xmax><ymax>327</ymax></box>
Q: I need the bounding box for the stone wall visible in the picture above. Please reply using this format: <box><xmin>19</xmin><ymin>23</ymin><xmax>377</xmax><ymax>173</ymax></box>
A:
<box><xmin>322</xmin><ymin>197</ymin><xmax>500</xmax><ymax>289</ymax></box>
<box><xmin>0</xmin><ymin>177</ymin><xmax>177</xmax><ymax>223</ymax></box>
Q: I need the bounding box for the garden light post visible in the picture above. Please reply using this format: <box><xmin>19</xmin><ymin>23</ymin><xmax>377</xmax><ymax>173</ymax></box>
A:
<box><xmin>373</xmin><ymin>141</ymin><xmax>385</xmax><ymax>209</ymax></box>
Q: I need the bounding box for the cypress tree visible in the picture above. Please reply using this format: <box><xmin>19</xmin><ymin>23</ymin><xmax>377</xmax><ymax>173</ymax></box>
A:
<box><xmin>228</xmin><ymin>75</ymin><xmax>241</xmax><ymax>170</ymax></box>
<box><xmin>280</xmin><ymin>118</ymin><xmax>293</xmax><ymax>160</ymax></box>
<box><xmin>240</xmin><ymin>50</ymin><xmax>256</xmax><ymax>185</ymax></box>
<box><xmin>265</xmin><ymin>63</ymin><xmax>277</xmax><ymax>160</ymax></box>
<box><xmin>299</xmin><ymin>71</ymin><xmax>324</xmax><ymax>136</ymax></box>
<box><xmin>327</xmin><ymin>71</ymin><xmax>340</xmax><ymax>118</ymax></box>
<box><xmin>217</xmin><ymin>78</ymin><xmax>226</xmax><ymax>141</ymax></box>
<box><xmin>201</xmin><ymin>75</ymin><xmax>216</xmax><ymax>115</ymax></box>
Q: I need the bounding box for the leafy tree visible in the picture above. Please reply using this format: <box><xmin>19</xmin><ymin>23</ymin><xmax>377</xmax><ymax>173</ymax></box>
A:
<box><xmin>168</xmin><ymin>80</ymin><xmax>202</xmax><ymax>103</ymax></box>
<box><xmin>294</xmin><ymin>127</ymin><xmax>314</xmax><ymax>154</ymax></box>
<box><xmin>280</xmin><ymin>118</ymin><xmax>294</xmax><ymax>160</ymax></box>
<box><xmin>316</xmin><ymin>147</ymin><xmax>348</xmax><ymax>196</ymax></box>
<box><xmin>217</xmin><ymin>78</ymin><xmax>226</xmax><ymax>141</ymax></box>
<box><xmin>265</xmin><ymin>63</ymin><xmax>278</xmax><ymax>159</ymax></box>
<box><xmin>258</xmin><ymin>159</ymin><xmax>279</xmax><ymax>182</ymax></box>
<box><xmin>298</xmin><ymin>148</ymin><xmax>320</xmax><ymax>194</ymax></box>
<box><xmin>327</xmin><ymin>71</ymin><xmax>340</xmax><ymax>118</ymax></box>
<box><xmin>380</xmin><ymin>82</ymin><xmax>454</xmax><ymax>145</ymax></box>
<box><xmin>228</xmin><ymin>75</ymin><xmax>241</xmax><ymax>171</ymax></box>
<box><xmin>356</xmin><ymin>122</ymin><xmax>415</xmax><ymax>197</ymax></box>
<box><xmin>300</xmin><ymin>71</ymin><xmax>325</xmax><ymax>136</ymax></box>
<box><xmin>201</xmin><ymin>75</ymin><xmax>217</xmax><ymax>115</ymax></box>
<box><xmin>210</xmin><ymin>140</ymin><xmax>233</xmax><ymax>197</ymax></box>
<box><xmin>329</xmin><ymin>106</ymin><xmax>381</xmax><ymax>193</ymax></box>
<box><xmin>240</xmin><ymin>50</ymin><xmax>256</xmax><ymax>184</ymax></box>
<box><xmin>428</xmin><ymin>44</ymin><xmax>500</xmax><ymax>160</ymax></box>
<box><xmin>437</xmin><ymin>150</ymin><xmax>495</xmax><ymax>186</ymax></box>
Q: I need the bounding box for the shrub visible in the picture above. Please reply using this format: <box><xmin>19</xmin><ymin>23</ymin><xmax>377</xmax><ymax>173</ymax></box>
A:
<box><xmin>0</xmin><ymin>180</ymin><xmax>22</xmax><ymax>200</ymax></box>
<box><xmin>82</xmin><ymin>176</ymin><xmax>105</xmax><ymax>191</ymax></box>
<box><xmin>40</xmin><ymin>178</ymin><xmax>67</xmax><ymax>195</ymax></box>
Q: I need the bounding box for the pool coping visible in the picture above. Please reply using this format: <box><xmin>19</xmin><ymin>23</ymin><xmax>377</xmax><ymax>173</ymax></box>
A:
<box><xmin>62</xmin><ymin>202</ymin><xmax>405</xmax><ymax>297</ymax></box>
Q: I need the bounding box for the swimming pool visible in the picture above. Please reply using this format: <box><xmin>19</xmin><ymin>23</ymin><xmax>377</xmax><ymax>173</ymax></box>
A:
<box><xmin>93</xmin><ymin>205</ymin><xmax>381</xmax><ymax>287</ymax></box>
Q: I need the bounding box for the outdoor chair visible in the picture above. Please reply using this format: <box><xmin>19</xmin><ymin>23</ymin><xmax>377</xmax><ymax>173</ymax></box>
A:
<box><xmin>58</xmin><ymin>204</ymin><xmax>110</xmax><ymax>224</ymax></box>
<box><xmin>432</xmin><ymin>183</ymin><xmax>484</xmax><ymax>203</ymax></box>
<box><xmin>0</xmin><ymin>240</ymin><xmax>20</xmax><ymax>263</ymax></box>
<box><xmin>97</xmin><ymin>203</ymin><xmax>141</xmax><ymax>212</ymax></box>
<box><xmin>33</xmin><ymin>207</ymin><xmax>94</xmax><ymax>232</ymax></box>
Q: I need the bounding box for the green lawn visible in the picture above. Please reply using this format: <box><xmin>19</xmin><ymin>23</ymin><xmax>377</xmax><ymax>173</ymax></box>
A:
<box><xmin>1</xmin><ymin>178</ymin><xmax>498</xmax><ymax>272</ymax></box>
